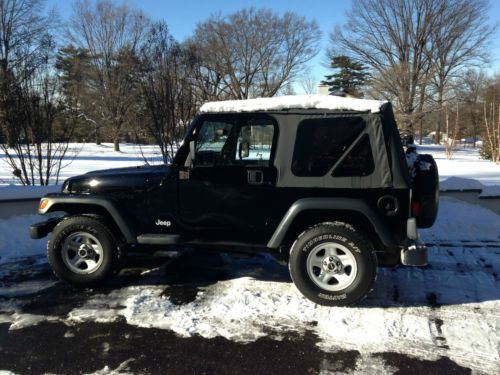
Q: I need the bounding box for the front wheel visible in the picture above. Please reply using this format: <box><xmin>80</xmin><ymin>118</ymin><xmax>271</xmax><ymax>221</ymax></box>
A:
<box><xmin>288</xmin><ymin>223</ymin><xmax>377</xmax><ymax>306</ymax></box>
<box><xmin>48</xmin><ymin>215</ymin><xmax>119</xmax><ymax>287</ymax></box>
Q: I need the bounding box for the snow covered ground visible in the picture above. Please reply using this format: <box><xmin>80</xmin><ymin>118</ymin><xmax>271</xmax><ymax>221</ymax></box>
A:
<box><xmin>417</xmin><ymin>144</ymin><xmax>500</xmax><ymax>186</ymax></box>
<box><xmin>0</xmin><ymin>143</ymin><xmax>164</xmax><ymax>187</ymax></box>
<box><xmin>1</xmin><ymin>143</ymin><xmax>499</xmax><ymax>374</ymax></box>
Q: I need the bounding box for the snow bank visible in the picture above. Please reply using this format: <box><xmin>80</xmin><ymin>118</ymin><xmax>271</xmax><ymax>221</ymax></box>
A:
<box><xmin>479</xmin><ymin>185</ymin><xmax>500</xmax><ymax>198</ymax></box>
<box><xmin>420</xmin><ymin>196</ymin><xmax>500</xmax><ymax>242</ymax></box>
<box><xmin>439</xmin><ymin>176</ymin><xmax>484</xmax><ymax>191</ymax></box>
<box><xmin>199</xmin><ymin>95</ymin><xmax>387</xmax><ymax>113</ymax></box>
<box><xmin>0</xmin><ymin>214</ymin><xmax>45</xmax><ymax>264</ymax></box>
<box><xmin>0</xmin><ymin>185</ymin><xmax>60</xmax><ymax>201</ymax></box>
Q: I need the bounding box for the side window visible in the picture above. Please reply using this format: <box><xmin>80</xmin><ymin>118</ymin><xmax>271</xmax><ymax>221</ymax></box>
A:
<box><xmin>194</xmin><ymin>118</ymin><xmax>275</xmax><ymax>167</ymax></box>
<box><xmin>332</xmin><ymin>135</ymin><xmax>375</xmax><ymax>177</ymax></box>
<box><xmin>195</xmin><ymin>121</ymin><xmax>233</xmax><ymax>166</ymax></box>
<box><xmin>291</xmin><ymin>117</ymin><xmax>365</xmax><ymax>177</ymax></box>
<box><xmin>235</xmin><ymin>122</ymin><xmax>274</xmax><ymax>166</ymax></box>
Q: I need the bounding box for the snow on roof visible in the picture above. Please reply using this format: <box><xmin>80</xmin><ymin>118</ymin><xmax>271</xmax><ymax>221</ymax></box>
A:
<box><xmin>199</xmin><ymin>95</ymin><xmax>388</xmax><ymax>114</ymax></box>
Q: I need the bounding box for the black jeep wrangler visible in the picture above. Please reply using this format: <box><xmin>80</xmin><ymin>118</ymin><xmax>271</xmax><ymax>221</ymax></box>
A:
<box><xmin>30</xmin><ymin>96</ymin><xmax>439</xmax><ymax>306</ymax></box>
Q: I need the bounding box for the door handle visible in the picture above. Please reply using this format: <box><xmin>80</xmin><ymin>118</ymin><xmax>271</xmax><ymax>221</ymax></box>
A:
<box><xmin>247</xmin><ymin>170</ymin><xmax>264</xmax><ymax>185</ymax></box>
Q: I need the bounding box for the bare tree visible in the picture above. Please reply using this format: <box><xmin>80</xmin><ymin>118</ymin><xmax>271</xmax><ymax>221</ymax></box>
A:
<box><xmin>455</xmin><ymin>69</ymin><xmax>487</xmax><ymax>147</ymax></box>
<box><xmin>0</xmin><ymin>35</ymin><xmax>77</xmax><ymax>185</ymax></box>
<box><xmin>137</xmin><ymin>22</ymin><xmax>198</xmax><ymax>164</ymax></box>
<box><xmin>482</xmin><ymin>76</ymin><xmax>500</xmax><ymax>163</ymax></box>
<box><xmin>330</xmin><ymin>0</ymin><xmax>496</xmax><ymax>137</ymax></box>
<box><xmin>429</xmin><ymin>0</ymin><xmax>495</xmax><ymax>143</ymax></box>
<box><xmin>67</xmin><ymin>0</ymin><xmax>148</xmax><ymax>151</ymax></box>
<box><xmin>0</xmin><ymin>0</ymin><xmax>53</xmax><ymax>147</ymax></box>
<box><xmin>330</xmin><ymin>0</ymin><xmax>441</xmax><ymax>132</ymax></box>
<box><xmin>300</xmin><ymin>73</ymin><xmax>318</xmax><ymax>95</ymax></box>
<box><xmin>444</xmin><ymin>102</ymin><xmax>459</xmax><ymax>159</ymax></box>
<box><xmin>483</xmin><ymin>103</ymin><xmax>500</xmax><ymax>163</ymax></box>
<box><xmin>191</xmin><ymin>8</ymin><xmax>321</xmax><ymax>100</ymax></box>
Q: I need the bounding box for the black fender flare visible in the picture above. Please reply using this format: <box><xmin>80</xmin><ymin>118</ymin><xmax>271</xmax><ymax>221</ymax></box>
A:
<box><xmin>39</xmin><ymin>195</ymin><xmax>136</xmax><ymax>243</ymax></box>
<box><xmin>267</xmin><ymin>198</ymin><xmax>396</xmax><ymax>248</ymax></box>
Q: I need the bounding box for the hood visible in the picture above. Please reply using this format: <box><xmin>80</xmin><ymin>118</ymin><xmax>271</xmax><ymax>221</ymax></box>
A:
<box><xmin>62</xmin><ymin>164</ymin><xmax>169</xmax><ymax>194</ymax></box>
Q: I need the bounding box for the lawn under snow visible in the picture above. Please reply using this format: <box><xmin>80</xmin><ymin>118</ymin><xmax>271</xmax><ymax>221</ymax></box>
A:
<box><xmin>0</xmin><ymin>143</ymin><xmax>165</xmax><ymax>188</ymax></box>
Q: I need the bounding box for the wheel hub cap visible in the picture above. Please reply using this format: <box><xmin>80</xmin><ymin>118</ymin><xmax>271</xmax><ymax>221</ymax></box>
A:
<box><xmin>306</xmin><ymin>242</ymin><xmax>358</xmax><ymax>292</ymax></box>
<box><xmin>61</xmin><ymin>232</ymin><xmax>104</xmax><ymax>275</ymax></box>
<box><xmin>78</xmin><ymin>244</ymin><xmax>95</xmax><ymax>259</ymax></box>
<box><xmin>322</xmin><ymin>256</ymin><xmax>343</xmax><ymax>273</ymax></box>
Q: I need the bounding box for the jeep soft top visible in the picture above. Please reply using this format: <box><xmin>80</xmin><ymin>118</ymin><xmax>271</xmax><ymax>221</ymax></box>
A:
<box><xmin>30</xmin><ymin>95</ymin><xmax>439</xmax><ymax>306</ymax></box>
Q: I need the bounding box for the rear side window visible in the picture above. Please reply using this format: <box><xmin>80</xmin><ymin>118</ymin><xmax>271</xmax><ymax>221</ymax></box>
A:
<box><xmin>291</xmin><ymin>117</ymin><xmax>365</xmax><ymax>177</ymax></box>
<box><xmin>332</xmin><ymin>135</ymin><xmax>375</xmax><ymax>177</ymax></box>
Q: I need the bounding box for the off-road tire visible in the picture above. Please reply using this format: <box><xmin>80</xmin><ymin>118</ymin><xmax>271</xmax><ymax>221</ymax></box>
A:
<box><xmin>289</xmin><ymin>222</ymin><xmax>377</xmax><ymax>306</ymax></box>
<box><xmin>48</xmin><ymin>215</ymin><xmax>119</xmax><ymax>287</ymax></box>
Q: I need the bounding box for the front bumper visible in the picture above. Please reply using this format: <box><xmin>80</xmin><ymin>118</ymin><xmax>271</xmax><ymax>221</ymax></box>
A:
<box><xmin>29</xmin><ymin>217</ymin><xmax>62</xmax><ymax>239</ymax></box>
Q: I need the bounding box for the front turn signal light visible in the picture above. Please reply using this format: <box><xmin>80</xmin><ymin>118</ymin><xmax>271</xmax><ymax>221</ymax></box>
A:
<box><xmin>39</xmin><ymin>198</ymin><xmax>50</xmax><ymax>210</ymax></box>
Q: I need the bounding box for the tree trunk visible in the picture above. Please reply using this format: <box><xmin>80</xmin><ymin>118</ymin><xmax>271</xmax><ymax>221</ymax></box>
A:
<box><xmin>114</xmin><ymin>137</ymin><xmax>120</xmax><ymax>152</ymax></box>
<box><xmin>6</xmin><ymin>130</ymin><xmax>16</xmax><ymax>148</ymax></box>
<box><xmin>435</xmin><ymin>90</ymin><xmax>443</xmax><ymax>145</ymax></box>
<box><xmin>95</xmin><ymin>125</ymin><xmax>101</xmax><ymax>145</ymax></box>
<box><xmin>419</xmin><ymin>118</ymin><xmax>423</xmax><ymax>145</ymax></box>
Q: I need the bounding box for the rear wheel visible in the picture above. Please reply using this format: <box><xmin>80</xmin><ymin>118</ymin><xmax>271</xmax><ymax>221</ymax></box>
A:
<box><xmin>288</xmin><ymin>223</ymin><xmax>377</xmax><ymax>306</ymax></box>
<box><xmin>48</xmin><ymin>215</ymin><xmax>119</xmax><ymax>287</ymax></box>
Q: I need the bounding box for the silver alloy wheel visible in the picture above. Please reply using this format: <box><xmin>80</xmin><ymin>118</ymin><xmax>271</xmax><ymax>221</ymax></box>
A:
<box><xmin>306</xmin><ymin>242</ymin><xmax>358</xmax><ymax>292</ymax></box>
<box><xmin>61</xmin><ymin>232</ymin><xmax>104</xmax><ymax>275</ymax></box>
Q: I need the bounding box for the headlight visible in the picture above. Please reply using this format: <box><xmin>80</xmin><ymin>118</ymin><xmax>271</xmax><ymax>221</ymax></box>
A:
<box><xmin>39</xmin><ymin>198</ymin><xmax>50</xmax><ymax>210</ymax></box>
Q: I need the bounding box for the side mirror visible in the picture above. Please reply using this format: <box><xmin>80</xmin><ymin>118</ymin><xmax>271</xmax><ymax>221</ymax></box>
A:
<box><xmin>239</xmin><ymin>141</ymin><xmax>249</xmax><ymax>159</ymax></box>
<box><xmin>189</xmin><ymin>140</ymin><xmax>196</xmax><ymax>163</ymax></box>
<box><xmin>184</xmin><ymin>140</ymin><xmax>195</xmax><ymax>168</ymax></box>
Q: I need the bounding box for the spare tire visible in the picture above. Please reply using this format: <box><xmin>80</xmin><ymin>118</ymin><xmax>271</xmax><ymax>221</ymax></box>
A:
<box><xmin>412</xmin><ymin>154</ymin><xmax>439</xmax><ymax>228</ymax></box>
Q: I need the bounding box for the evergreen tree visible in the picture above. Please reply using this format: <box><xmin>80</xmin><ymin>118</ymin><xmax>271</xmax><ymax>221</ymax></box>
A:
<box><xmin>56</xmin><ymin>45</ymin><xmax>91</xmax><ymax>106</ymax></box>
<box><xmin>55</xmin><ymin>45</ymin><xmax>96</xmax><ymax>142</ymax></box>
<box><xmin>322</xmin><ymin>56</ymin><xmax>369</xmax><ymax>97</ymax></box>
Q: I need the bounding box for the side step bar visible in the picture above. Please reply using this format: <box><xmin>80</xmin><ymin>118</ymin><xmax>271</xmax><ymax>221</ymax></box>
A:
<box><xmin>136</xmin><ymin>234</ymin><xmax>182</xmax><ymax>245</ymax></box>
<box><xmin>135</xmin><ymin>234</ymin><xmax>267</xmax><ymax>250</ymax></box>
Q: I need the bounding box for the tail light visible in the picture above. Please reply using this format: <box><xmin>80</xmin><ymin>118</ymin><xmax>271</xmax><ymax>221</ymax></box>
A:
<box><xmin>412</xmin><ymin>201</ymin><xmax>422</xmax><ymax>216</ymax></box>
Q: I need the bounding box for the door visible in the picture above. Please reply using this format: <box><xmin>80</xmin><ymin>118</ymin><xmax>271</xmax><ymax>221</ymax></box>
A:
<box><xmin>178</xmin><ymin>114</ymin><xmax>278</xmax><ymax>243</ymax></box>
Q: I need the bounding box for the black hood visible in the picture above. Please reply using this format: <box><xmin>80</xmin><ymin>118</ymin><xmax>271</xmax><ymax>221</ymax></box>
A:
<box><xmin>63</xmin><ymin>164</ymin><xmax>169</xmax><ymax>194</ymax></box>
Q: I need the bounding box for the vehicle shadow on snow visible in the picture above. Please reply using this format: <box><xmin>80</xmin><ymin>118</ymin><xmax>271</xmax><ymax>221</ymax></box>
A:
<box><xmin>0</xmin><ymin>250</ymin><xmax>290</xmax><ymax>315</ymax></box>
<box><xmin>1</xmin><ymin>246</ymin><xmax>498</xmax><ymax>314</ymax></box>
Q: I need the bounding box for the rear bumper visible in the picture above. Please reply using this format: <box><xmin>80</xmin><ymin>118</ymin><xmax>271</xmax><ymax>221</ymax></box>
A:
<box><xmin>29</xmin><ymin>217</ymin><xmax>62</xmax><ymax>239</ymax></box>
